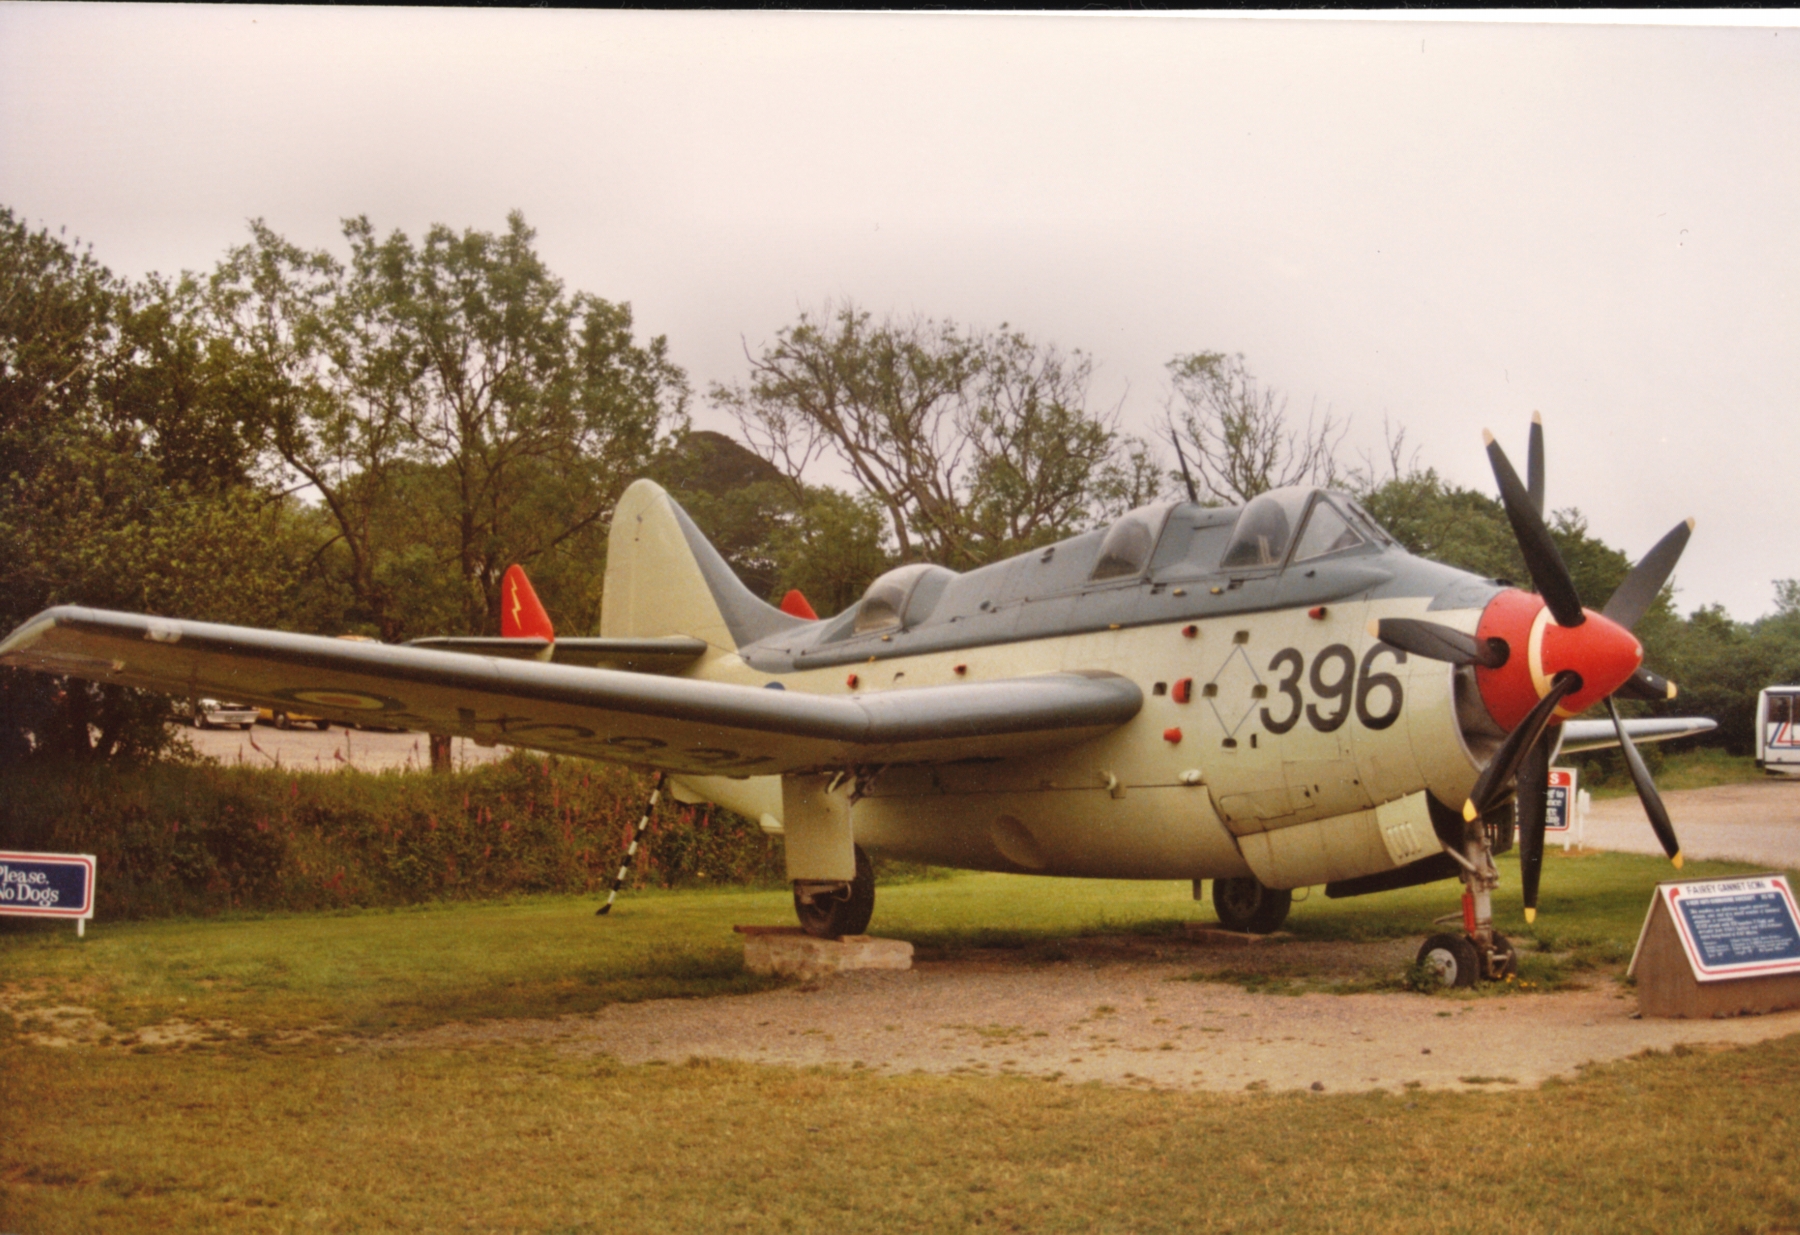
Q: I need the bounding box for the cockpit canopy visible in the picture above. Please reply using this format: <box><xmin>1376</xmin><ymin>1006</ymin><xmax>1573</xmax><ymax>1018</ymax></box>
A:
<box><xmin>853</xmin><ymin>563</ymin><xmax>958</xmax><ymax>634</ymax></box>
<box><xmin>1219</xmin><ymin>486</ymin><xmax>1391</xmax><ymax>571</ymax></box>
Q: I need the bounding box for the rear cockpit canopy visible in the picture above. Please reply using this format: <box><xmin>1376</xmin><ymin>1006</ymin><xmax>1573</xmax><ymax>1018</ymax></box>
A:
<box><xmin>853</xmin><ymin>563</ymin><xmax>958</xmax><ymax>634</ymax></box>
<box><xmin>1090</xmin><ymin>502</ymin><xmax>1179</xmax><ymax>582</ymax></box>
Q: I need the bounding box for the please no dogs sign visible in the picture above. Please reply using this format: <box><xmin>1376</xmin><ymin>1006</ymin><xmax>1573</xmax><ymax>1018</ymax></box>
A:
<box><xmin>0</xmin><ymin>851</ymin><xmax>96</xmax><ymax>936</ymax></box>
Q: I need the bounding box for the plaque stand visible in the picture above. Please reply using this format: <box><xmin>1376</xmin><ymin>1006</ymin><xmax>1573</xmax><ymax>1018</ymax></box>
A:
<box><xmin>1630</xmin><ymin>876</ymin><xmax>1800</xmax><ymax>1019</ymax></box>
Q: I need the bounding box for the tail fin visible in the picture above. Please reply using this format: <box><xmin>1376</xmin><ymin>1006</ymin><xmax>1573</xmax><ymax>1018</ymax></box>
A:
<box><xmin>601</xmin><ymin>479</ymin><xmax>806</xmax><ymax>652</ymax></box>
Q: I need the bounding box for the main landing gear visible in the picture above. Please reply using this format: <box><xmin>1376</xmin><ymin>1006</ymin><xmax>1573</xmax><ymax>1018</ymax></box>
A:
<box><xmin>1211</xmin><ymin>875</ymin><xmax>1293</xmax><ymax>935</ymax></box>
<box><xmin>793</xmin><ymin>845</ymin><xmax>875</xmax><ymax>939</ymax></box>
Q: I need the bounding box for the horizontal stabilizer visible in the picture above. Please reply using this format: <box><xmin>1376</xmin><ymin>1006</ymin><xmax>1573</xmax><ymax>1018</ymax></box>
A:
<box><xmin>2</xmin><ymin>606</ymin><xmax>1141</xmax><ymax>776</ymax></box>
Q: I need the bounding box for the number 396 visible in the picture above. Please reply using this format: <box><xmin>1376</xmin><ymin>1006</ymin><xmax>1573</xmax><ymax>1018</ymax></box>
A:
<box><xmin>1260</xmin><ymin>643</ymin><xmax>1407</xmax><ymax>735</ymax></box>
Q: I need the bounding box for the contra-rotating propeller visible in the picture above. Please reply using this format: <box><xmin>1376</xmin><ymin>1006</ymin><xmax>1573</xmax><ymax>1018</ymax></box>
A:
<box><xmin>1370</xmin><ymin>413</ymin><xmax>1694</xmax><ymax>922</ymax></box>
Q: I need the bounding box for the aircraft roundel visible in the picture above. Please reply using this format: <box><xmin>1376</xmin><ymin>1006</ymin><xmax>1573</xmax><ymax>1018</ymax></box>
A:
<box><xmin>272</xmin><ymin>687</ymin><xmax>403</xmax><ymax>713</ymax></box>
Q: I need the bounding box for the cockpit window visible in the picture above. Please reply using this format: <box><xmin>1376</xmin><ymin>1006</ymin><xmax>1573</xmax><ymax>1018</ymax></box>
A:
<box><xmin>1090</xmin><ymin>503</ymin><xmax>1177</xmax><ymax>582</ymax></box>
<box><xmin>1219</xmin><ymin>487</ymin><xmax>1312</xmax><ymax>570</ymax></box>
<box><xmin>853</xmin><ymin>563</ymin><xmax>957</xmax><ymax>634</ymax></box>
<box><xmin>1342</xmin><ymin>497</ymin><xmax>1396</xmax><ymax>547</ymax></box>
<box><xmin>1291</xmin><ymin>497</ymin><xmax>1365</xmax><ymax>563</ymax></box>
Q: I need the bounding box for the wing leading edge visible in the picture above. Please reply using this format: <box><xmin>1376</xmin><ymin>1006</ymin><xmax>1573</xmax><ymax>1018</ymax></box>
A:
<box><xmin>1559</xmin><ymin>716</ymin><xmax>1717</xmax><ymax>754</ymax></box>
<box><xmin>0</xmin><ymin>606</ymin><xmax>1142</xmax><ymax>776</ymax></box>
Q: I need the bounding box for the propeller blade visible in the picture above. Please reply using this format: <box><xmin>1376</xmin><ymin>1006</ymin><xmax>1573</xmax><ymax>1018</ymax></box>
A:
<box><xmin>1615</xmin><ymin>666</ymin><xmax>1678</xmax><ymax>703</ymax></box>
<box><xmin>1464</xmin><ymin>671</ymin><xmax>1580</xmax><ymax>823</ymax></box>
<box><xmin>1601</xmin><ymin>518</ymin><xmax>1695</xmax><ymax>632</ymax></box>
<box><xmin>1372</xmin><ymin>618</ymin><xmax>1508</xmax><ymax>668</ymax></box>
<box><xmin>1516</xmin><ymin>729</ymin><xmax>1552</xmax><ymax>923</ymax></box>
<box><xmin>1527</xmin><ymin>411</ymin><xmax>1545</xmax><ymax>515</ymax></box>
<box><xmin>1608</xmin><ymin>696</ymin><xmax>1683</xmax><ymax>867</ymax></box>
<box><xmin>1485</xmin><ymin>431</ymin><xmax>1586</xmax><ymax>628</ymax></box>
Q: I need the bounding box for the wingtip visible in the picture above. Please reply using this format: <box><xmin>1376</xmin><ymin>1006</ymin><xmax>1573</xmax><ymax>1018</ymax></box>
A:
<box><xmin>1524</xmin><ymin>906</ymin><xmax>1537</xmax><ymax>924</ymax></box>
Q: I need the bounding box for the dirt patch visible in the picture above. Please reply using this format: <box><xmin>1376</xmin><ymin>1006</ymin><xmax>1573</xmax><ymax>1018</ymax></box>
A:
<box><xmin>0</xmin><ymin>984</ymin><xmax>320</xmax><ymax>1051</ymax></box>
<box><xmin>390</xmin><ymin>935</ymin><xmax>1800</xmax><ymax>1093</ymax></box>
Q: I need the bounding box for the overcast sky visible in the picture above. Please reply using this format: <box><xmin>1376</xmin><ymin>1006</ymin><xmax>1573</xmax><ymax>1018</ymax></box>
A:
<box><xmin>3</xmin><ymin>7</ymin><xmax>1795</xmax><ymax>619</ymax></box>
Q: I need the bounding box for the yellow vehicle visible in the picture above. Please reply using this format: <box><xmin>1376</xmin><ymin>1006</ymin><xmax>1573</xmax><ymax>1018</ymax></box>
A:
<box><xmin>256</xmin><ymin>706</ymin><xmax>331</xmax><ymax>731</ymax></box>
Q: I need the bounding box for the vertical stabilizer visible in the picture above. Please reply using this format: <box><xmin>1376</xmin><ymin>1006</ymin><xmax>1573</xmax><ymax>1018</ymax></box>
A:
<box><xmin>601</xmin><ymin>479</ymin><xmax>804</xmax><ymax>654</ymax></box>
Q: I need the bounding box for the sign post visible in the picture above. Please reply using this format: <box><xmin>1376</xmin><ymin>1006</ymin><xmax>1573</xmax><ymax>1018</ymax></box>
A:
<box><xmin>1543</xmin><ymin>767</ymin><xmax>1580</xmax><ymax>851</ymax></box>
<box><xmin>1628</xmin><ymin>874</ymin><xmax>1800</xmax><ymax>1017</ymax></box>
<box><xmin>0</xmin><ymin>851</ymin><xmax>96</xmax><ymax>937</ymax></box>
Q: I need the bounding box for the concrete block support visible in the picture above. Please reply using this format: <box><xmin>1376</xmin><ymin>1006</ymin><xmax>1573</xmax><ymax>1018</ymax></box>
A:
<box><xmin>738</xmin><ymin>927</ymin><xmax>914</xmax><ymax>979</ymax></box>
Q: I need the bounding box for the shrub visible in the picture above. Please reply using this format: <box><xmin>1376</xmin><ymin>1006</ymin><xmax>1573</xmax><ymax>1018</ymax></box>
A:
<box><xmin>0</xmin><ymin>752</ymin><xmax>785</xmax><ymax>919</ymax></box>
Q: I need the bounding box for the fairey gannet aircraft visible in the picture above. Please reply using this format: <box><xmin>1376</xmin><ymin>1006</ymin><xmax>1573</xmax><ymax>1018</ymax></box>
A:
<box><xmin>0</xmin><ymin>419</ymin><xmax>1710</xmax><ymax>986</ymax></box>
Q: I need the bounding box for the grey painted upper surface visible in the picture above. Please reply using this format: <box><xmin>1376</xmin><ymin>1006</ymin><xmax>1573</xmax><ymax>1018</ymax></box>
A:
<box><xmin>728</xmin><ymin>488</ymin><xmax>1504</xmax><ymax>672</ymax></box>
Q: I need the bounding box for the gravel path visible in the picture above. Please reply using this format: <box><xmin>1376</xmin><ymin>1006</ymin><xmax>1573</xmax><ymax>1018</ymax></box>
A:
<box><xmin>1583</xmin><ymin>777</ymin><xmax>1800</xmax><ymax>870</ymax></box>
<box><xmin>395</xmin><ymin>938</ymin><xmax>1800</xmax><ymax>1094</ymax></box>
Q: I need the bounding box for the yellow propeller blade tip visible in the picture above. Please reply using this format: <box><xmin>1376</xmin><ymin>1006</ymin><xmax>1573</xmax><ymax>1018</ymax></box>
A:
<box><xmin>1531</xmin><ymin>410</ymin><xmax>1543</xmax><ymax>426</ymax></box>
<box><xmin>1366</xmin><ymin>619</ymin><xmax>1382</xmax><ymax>639</ymax></box>
<box><xmin>1667</xmin><ymin>681</ymin><xmax>1678</xmax><ymax>700</ymax></box>
<box><xmin>1462</xmin><ymin>800</ymin><xmax>1479</xmax><ymax>823</ymax></box>
<box><xmin>1671</xmin><ymin>852</ymin><xmax>1684</xmax><ymax>870</ymax></box>
<box><xmin>1482</xmin><ymin>429</ymin><xmax>1496</xmax><ymax>446</ymax></box>
<box><xmin>1524</xmin><ymin>907</ymin><xmax>1537</xmax><ymax>924</ymax></box>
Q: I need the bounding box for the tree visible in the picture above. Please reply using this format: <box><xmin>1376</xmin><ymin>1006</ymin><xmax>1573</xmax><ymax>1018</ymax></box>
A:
<box><xmin>0</xmin><ymin>208</ymin><xmax>330</xmax><ymax>764</ymax></box>
<box><xmin>206</xmin><ymin>212</ymin><xmax>688</xmax><ymax>642</ymax></box>
<box><xmin>1166</xmin><ymin>351</ymin><xmax>1349</xmax><ymax>504</ymax></box>
<box><xmin>716</xmin><ymin>302</ymin><xmax>1156</xmax><ymax>571</ymax></box>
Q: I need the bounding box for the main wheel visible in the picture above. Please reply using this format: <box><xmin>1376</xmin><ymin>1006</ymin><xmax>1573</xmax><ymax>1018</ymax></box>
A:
<box><xmin>274</xmin><ymin>711</ymin><xmax>292</xmax><ymax>730</ymax></box>
<box><xmin>794</xmin><ymin>845</ymin><xmax>875</xmax><ymax>939</ymax></box>
<box><xmin>1211</xmin><ymin>876</ymin><xmax>1293</xmax><ymax>934</ymax></box>
<box><xmin>1417</xmin><ymin>932</ymin><xmax>1480</xmax><ymax>989</ymax></box>
<box><xmin>315</xmin><ymin>719</ymin><xmax>332</xmax><ymax>731</ymax></box>
<box><xmin>193</xmin><ymin>712</ymin><xmax>209</xmax><ymax>730</ymax></box>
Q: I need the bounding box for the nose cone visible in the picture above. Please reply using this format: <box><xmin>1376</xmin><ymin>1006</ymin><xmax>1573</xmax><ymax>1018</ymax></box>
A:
<box><xmin>1475</xmin><ymin>590</ymin><xmax>1643</xmax><ymax>732</ymax></box>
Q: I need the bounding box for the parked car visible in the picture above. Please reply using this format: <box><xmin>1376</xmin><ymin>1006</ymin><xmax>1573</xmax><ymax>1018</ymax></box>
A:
<box><xmin>257</xmin><ymin>706</ymin><xmax>331</xmax><ymax>732</ymax></box>
<box><xmin>180</xmin><ymin>698</ymin><xmax>258</xmax><ymax>730</ymax></box>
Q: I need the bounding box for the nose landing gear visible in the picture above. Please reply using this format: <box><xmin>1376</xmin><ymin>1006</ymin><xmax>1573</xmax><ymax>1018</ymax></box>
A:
<box><xmin>1414</xmin><ymin>814</ymin><xmax>1520</xmax><ymax>987</ymax></box>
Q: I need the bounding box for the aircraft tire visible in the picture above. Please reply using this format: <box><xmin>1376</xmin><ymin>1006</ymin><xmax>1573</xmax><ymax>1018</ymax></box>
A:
<box><xmin>1417</xmin><ymin>933</ymin><xmax>1480</xmax><ymax>989</ymax></box>
<box><xmin>794</xmin><ymin>845</ymin><xmax>875</xmax><ymax>939</ymax></box>
<box><xmin>1211</xmin><ymin>876</ymin><xmax>1292</xmax><ymax>934</ymax></box>
<box><xmin>193</xmin><ymin>712</ymin><xmax>209</xmax><ymax>730</ymax></box>
<box><xmin>315</xmin><ymin>719</ymin><xmax>332</xmax><ymax>731</ymax></box>
<box><xmin>274</xmin><ymin>711</ymin><xmax>291</xmax><ymax>730</ymax></box>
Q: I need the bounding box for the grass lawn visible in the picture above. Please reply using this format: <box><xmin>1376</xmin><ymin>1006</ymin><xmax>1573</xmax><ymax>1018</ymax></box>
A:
<box><xmin>5</xmin><ymin>852</ymin><xmax>1800</xmax><ymax>1232</ymax></box>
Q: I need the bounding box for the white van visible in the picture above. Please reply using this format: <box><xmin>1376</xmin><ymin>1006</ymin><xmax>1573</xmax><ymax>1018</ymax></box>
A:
<box><xmin>1756</xmin><ymin>687</ymin><xmax>1800</xmax><ymax>775</ymax></box>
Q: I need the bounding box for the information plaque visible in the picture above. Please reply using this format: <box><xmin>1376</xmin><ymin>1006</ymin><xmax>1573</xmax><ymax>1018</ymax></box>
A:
<box><xmin>1630</xmin><ymin>874</ymin><xmax>1800</xmax><ymax>1017</ymax></box>
<box><xmin>0</xmin><ymin>851</ymin><xmax>96</xmax><ymax>936</ymax></box>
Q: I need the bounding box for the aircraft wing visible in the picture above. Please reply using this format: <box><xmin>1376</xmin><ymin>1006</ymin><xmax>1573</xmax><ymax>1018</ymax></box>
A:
<box><xmin>1559</xmin><ymin>716</ymin><xmax>1718</xmax><ymax>754</ymax></box>
<box><xmin>0</xmin><ymin>606</ymin><xmax>1141</xmax><ymax>776</ymax></box>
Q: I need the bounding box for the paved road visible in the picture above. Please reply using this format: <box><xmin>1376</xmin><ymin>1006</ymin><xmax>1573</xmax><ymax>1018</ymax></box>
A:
<box><xmin>180</xmin><ymin>722</ymin><xmax>511</xmax><ymax>774</ymax></box>
<box><xmin>1583</xmin><ymin>777</ymin><xmax>1800</xmax><ymax>871</ymax></box>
